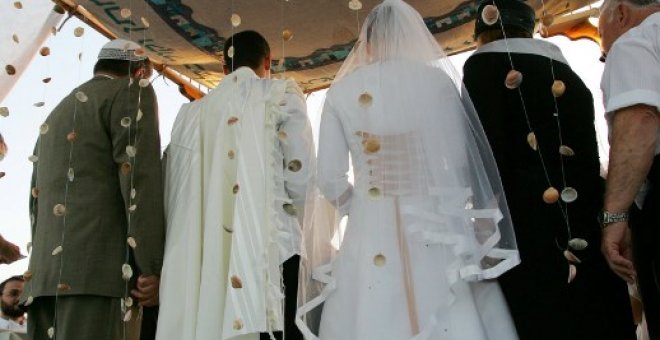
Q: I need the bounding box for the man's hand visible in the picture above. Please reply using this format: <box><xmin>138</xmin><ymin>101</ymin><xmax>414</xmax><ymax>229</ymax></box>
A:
<box><xmin>131</xmin><ymin>275</ymin><xmax>160</xmax><ymax>307</ymax></box>
<box><xmin>0</xmin><ymin>236</ymin><xmax>22</xmax><ymax>264</ymax></box>
<box><xmin>601</xmin><ymin>222</ymin><xmax>636</xmax><ymax>283</ymax></box>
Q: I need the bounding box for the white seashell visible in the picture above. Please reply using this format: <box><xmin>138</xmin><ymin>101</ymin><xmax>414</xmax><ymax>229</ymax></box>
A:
<box><xmin>527</xmin><ymin>132</ymin><xmax>538</xmax><ymax>151</ymax></box>
<box><xmin>141</xmin><ymin>17</ymin><xmax>150</xmax><ymax>28</ymax></box>
<box><xmin>233</xmin><ymin>318</ymin><xmax>243</xmax><ymax>330</ymax></box>
<box><xmin>126</xmin><ymin>145</ymin><xmax>136</xmax><ymax>158</ymax></box>
<box><xmin>482</xmin><ymin>5</ymin><xmax>500</xmax><ymax>25</ymax></box>
<box><xmin>136</xmin><ymin>109</ymin><xmax>143</xmax><ymax>122</ymax></box>
<box><xmin>51</xmin><ymin>245</ymin><xmax>63</xmax><ymax>256</ymax></box>
<box><xmin>34</xmin><ymin>101</ymin><xmax>45</xmax><ymax>107</ymax></box>
<box><xmin>123</xmin><ymin>309</ymin><xmax>132</xmax><ymax>322</ymax></box>
<box><xmin>230</xmin><ymin>14</ymin><xmax>241</xmax><ymax>27</ymax></box>
<box><xmin>47</xmin><ymin>326</ymin><xmax>55</xmax><ymax>339</ymax></box>
<box><xmin>543</xmin><ymin>187</ymin><xmax>559</xmax><ymax>204</ymax></box>
<box><xmin>128</xmin><ymin>204</ymin><xmax>137</xmax><ymax>213</ymax></box>
<box><xmin>0</xmin><ymin>107</ymin><xmax>8</xmax><ymax>117</ymax></box>
<box><xmin>25</xmin><ymin>296</ymin><xmax>33</xmax><ymax>306</ymax></box>
<box><xmin>73</xmin><ymin>27</ymin><xmax>84</xmax><ymax>37</ymax></box>
<box><xmin>139</xmin><ymin>78</ymin><xmax>150</xmax><ymax>88</ymax></box>
<box><xmin>28</xmin><ymin>155</ymin><xmax>39</xmax><ymax>163</ymax></box>
<box><xmin>568</xmin><ymin>238</ymin><xmax>588</xmax><ymax>250</ymax></box>
<box><xmin>39</xmin><ymin>123</ymin><xmax>49</xmax><ymax>135</ymax></box>
<box><xmin>559</xmin><ymin>145</ymin><xmax>575</xmax><ymax>156</ymax></box>
<box><xmin>127</xmin><ymin>237</ymin><xmax>137</xmax><ymax>249</ymax></box>
<box><xmin>563</xmin><ymin>250</ymin><xmax>581</xmax><ymax>263</ymax></box>
<box><xmin>53</xmin><ymin>204</ymin><xmax>66</xmax><ymax>217</ymax></box>
<box><xmin>348</xmin><ymin>0</ymin><xmax>363</xmax><ymax>11</ymax></box>
<box><xmin>120</xmin><ymin>117</ymin><xmax>132</xmax><ymax>128</ymax></box>
<box><xmin>122</xmin><ymin>263</ymin><xmax>133</xmax><ymax>280</ymax></box>
<box><xmin>551</xmin><ymin>80</ymin><xmax>566</xmax><ymax>97</ymax></box>
<box><xmin>125</xmin><ymin>296</ymin><xmax>134</xmax><ymax>307</ymax></box>
<box><xmin>227</xmin><ymin>46</ymin><xmax>234</xmax><ymax>58</ymax></box>
<box><xmin>505</xmin><ymin>69</ymin><xmax>523</xmax><ymax>89</ymax></box>
<box><xmin>67</xmin><ymin>168</ymin><xmax>74</xmax><ymax>182</ymax></box>
<box><xmin>26</xmin><ymin>241</ymin><xmax>32</xmax><ymax>253</ymax></box>
<box><xmin>120</xmin><ymin>8</ymin><xmax>132</xmax><ymax>18</ymax></box>
<box><xmin>373</xmin><ymin>253</ymin><xmax>386</xmax><ymax>266</ymax></box>
<box><xmin>561</xmin><ymin>187</ymin><xmax>578</xmax><ymax>203</ymax></box>
<box><xmin>567</xmin><ymin>264</ymin><xmax>577</xmax><ymax>283</ymax></box>
<box><xmin>75</xmin><ymin>91</ymin><xmax>88</xmax><ymax>102</ymax></box>
<box><xmin>130</xmin><ymin>188</ymin><xmax>136</xmax><ymax>199</ymax></box>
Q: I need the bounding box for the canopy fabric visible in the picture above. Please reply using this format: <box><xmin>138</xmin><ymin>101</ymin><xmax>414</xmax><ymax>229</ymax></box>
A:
<box><xmin>69</xmin><ymin>0</ymin><xmax>594</xmax><ymax>93</ymax></box>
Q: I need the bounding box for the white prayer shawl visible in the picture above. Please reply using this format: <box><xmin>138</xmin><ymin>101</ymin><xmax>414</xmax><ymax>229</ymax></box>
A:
<box><xmin>157</xmin><ymin>67</ymin><xmax>309</xmax><ymax>340</ymax></box>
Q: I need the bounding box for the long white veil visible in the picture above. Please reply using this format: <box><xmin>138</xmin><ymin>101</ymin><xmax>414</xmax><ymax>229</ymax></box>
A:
<box><xmin>297</xmin><ymin>0</ymin><xmax>520</xmax><ymax>338</ymax></box>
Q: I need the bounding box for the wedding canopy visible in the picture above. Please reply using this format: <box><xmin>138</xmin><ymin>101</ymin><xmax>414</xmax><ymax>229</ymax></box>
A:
<box><xmin>53</xmin><ymin>0</ymin><xmax>599</xmax><ymax>95</ymax></box>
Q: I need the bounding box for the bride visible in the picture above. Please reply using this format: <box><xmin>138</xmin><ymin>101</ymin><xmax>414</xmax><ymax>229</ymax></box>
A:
<box><xmin>296</xmin><ymin>0</ymin><xmax>521</xmax><ymax>339</ymax></box>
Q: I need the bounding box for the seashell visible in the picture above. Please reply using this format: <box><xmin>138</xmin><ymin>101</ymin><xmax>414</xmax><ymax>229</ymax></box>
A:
<box><xmin>348</xmin><ymin>0</ymin><xmax>363</xmax><ymax>11</ymax></box>
<box><xmin>120</xmin><ymin>117</ymin><xmax>132</xmax><ymax>128</ymax></box>
<box><xmin>40</xmin><ymin>47</ymin><xmax>50</xmax><ymax>56</ymax></box>
<box><xmin>73</xmin><ymin>27</ymin><xmax>84</xmax><ymax>37</ymax></box>
<box><xmin>368</xmin><ymin>187</ymin><xmax>382</xmax><ymax>200</ymax></box>
<box><xmin>131</xmin><ymin>188</ymin><xmax>136</xmax><ymax>199</ymax></box>
<box><xmin>567</xmin><ymin>264</ymin><xmax>577</xmax><ymax>283</ymax></box>
<box><xmin>228</xmin><ymin>150</ymin><xmax>235</xmax><ymax>159</ymax></box>
<box><xmin>12</xmin><ymin>34</ymin><xmax>19</xmax><ymax>43</ymax></box>
<box><xmin>568</xmin><ymin>238</ymin><xmax>588</xmax><ymax>250</ymax></box>
<box><xmin>542</xmin><ymin>187</ymin><xmax>559</xmax><ymax>204</ymax></box>
<box><xmin>223</xmin><ymin>224</ymin><xmax>233</xmax><ymax>233</ymax></box>
<box><xmin>559</xmin><ymin>145</ymin><xmax>575</xmax><ymax>156</ymax></box>
<box><xmin>53</xmin><ymin>5</ymin><xmax>65</xmax><ymax>14</ymax></box>
<box><xmin>139</xmin><ymin>78</ymin><xmax>150</xmax><ymax>88</ymax></box>
<box><xmin>123</xmin><ymin>309</ymin><xmax>132</xmax><ymax>322</ymax></box>
<box><xmin>233</xmin><ymin>318</ymin><xmax>243</xmax><ymax>330</ymax></box>
<box><xmin>358</xmin><ymin>92</ymin><xmax>373</xmax><ymax>108</ymax></box>
<box><xmin>141</xmin><ymin>17</ymin><xmax>150</xmax><ymax>28</ymax></box>
<box><xmin>230</xmin><ymin>275</ymin><xmax>243</xmax><ymax>289</ymax></box>
<box><xmin>277</xmin><ymin>130</ymin><xmax>288</xmax><ymax>140</ymax></box>
<box><xmin>122</xmin><ymin>263</ymin><xmax>133</xmax><ymax>280</ymax></box>
<box><xmin>542</xmin><ymin>13</ymin><xmax>555</xmax><ymax>27</ymax></box>
<box><xmin>527</xmin><ymin>132</ymin><xmax>538</xmax><ymax>151</ymax></box>
<box><xmin>31</xmin><ymin>187</ymin><xmax>39</xmax><ymax>198</ymax></box>
<box><xmin>136</xmin><ymin>109</ymin><xmax>143</xmax><ymax>122</ymax></box>
<box><xmin>282</xmin><ymin>30</ymin><xmax>294</xmax><ymax>41</ymax></box>
<box><xmin>551</xmin><ymin>80</ymin><xmax>566</xmax><ymax>97</ymax></box>
<box><xmin>67</xmin><ymin>131</ymin><xmax>78</xmax><ymax>142</ymax></box>
<box><xmin>125</xmin><ymin>296</ymin><xmax>134</xmax><ymax>307</ymax></box>
<box><xmin>482</xmin><ymin>4</ymin><xmax>500</xmax><ymax>25</ymax></box>
<box><xmin>67</xmin><ymin>168</ymin><xmax>74</xmax><ymax>182</ymax></box>
<box><xmin>25</xmin><ymin>296</ymin><xmax>33</xmax><ymax>306</ymax></box>
<box><xmin>283</xmin><ymin>203</ymin><xmax>297</xmax><ymax>216</ymax></box>
<box><xmin>227</xmin><ymin>46</ymin><xmax>234</xmax><ymax>58</ymax></box>
<box><xmin>47</xmin><ymin>326</ymin><xmax>55</xmax><ymax>339</ymax></box>
<box><xmin>6</xmin><ymin>65</ymin><xmax>16</xmax><ymax>75</ymax></box>
<box><xmin>288</xmin><ymin>159</ymin><xmax>302</xmax><ymax>172</ymax></box>
<box><xmin>127</xmin><ymin>236</ymin><xmax>137</xmax><ymax>249</ymax></box>
<box><xmin>120</xmin><ymin>8</ymin><xmax>132</xmax><ymax>18</ymax></box>
<box><xmin>53</xmin><ymin>204</ymin><xmax>66</xmax><ymax>216</ymax></box>
<box><xmin>230</xmin><ymin>14</ymin><xmax>241</xmax><ymax>27</ymax></box>
<box><xmin>51</xmin><ymin>245</ymin><xmax>63</xmax><ymax>256</ymax></box>
<box><xmin>121</xmin><ymin>162</ymin><xmax>132</xmax><ymax>175</ymax></box>
<box><xmin>373</xmin><ymin>253</ymin><xmax>386</xmax><ymax>266</ymax></box>
<box><xmin>78</xmin><ymin>52</ymin><xmax>83</xmax><ymax>61</ymax></box>
<box><xmin>128</xmin><ymin>204</ymin><xmax>137</xmax><ymax>213</ymax></box>
<box><xmin>34</xmin><ymin>102</ymin><xmax>45</xmax><ymax>107</ymax></box>
<box><xmin>23</xmin><ymin>271</ymin><xmax>32</xmax><ymax>281</ymax></box>
<box><xmin>563</xmin><ymin>250</ymin><xmax>581</xmax><ymax>263</ymax></box>
<box><xmin>39</xmin><ymin>123</ymin><xmax>49</xmax><ymax>135</ymax></box>
<box><xmin>0</xmin><ymin>172</ymin><xmax>5</xmax><ymax>179</ymax></box>
<box><xmin>28</xmin><ymin>155</ymin><xmax>39</xmax><ymax>163</ymax></box>
<box><xmin>51</xmin><ymin>26</ymin><xmax>57</xmax><ymax>36</ymax></box>
<box><xmin>0</xmin><ymin>107</ymin><xmax>8</xmax><ymax>117</ymax></box>
<box><xmin>134</xmin><ymin>48</ymin><xmax>145</xmax><ymax>57</ymax></box>
<box><xmin>75</xmin><ymin>91</ymin><xmax>88</xmax><ymax>103</ymax></box>
<box><xmin>227</xmin><ymin>117</ymin><xmax>239</xmax><ymax>125</ymax></box>
<box><xmin>13</xmin><ymin>2</ymin><xmax>22</xmax><ymax>9</ymax></box>
<box><xmin>232</xmin><ymin>184</ymin><xmax>240</xmax><ymax>194</ymax></box>
<box><xmin>57</xmin><ymin>283</ymin><xmax>71</xmax><ymax>291</ymax></box>
<box><xmin>126</xmin><ymin>145</ymin><xmax>136</xmax><ymax>157</ymax></box>
<box><xmin>42</xmin><ymin>77</ymin><xmax>52</xmax><ymax>83</ymax></box>
<box><xmin>505</xmin><ymin>69</ymin><xmax>523</xmax><ymax>89</ymax></box>
<box><xmin>363</xmin><ymin>137</ymin><xmax>380</xmax><ymax>154</ymax></box>
<box><xmin>561</xmin><ymin>187</ymin><xmax>578</xmax><ymax>203</ymax></box>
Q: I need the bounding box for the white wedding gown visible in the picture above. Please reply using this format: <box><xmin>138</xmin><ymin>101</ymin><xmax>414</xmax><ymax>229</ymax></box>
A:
<box><xmin>314</xmin><ymin>60</ymin><xmax>520</xmax><ymax>340</ymax></box>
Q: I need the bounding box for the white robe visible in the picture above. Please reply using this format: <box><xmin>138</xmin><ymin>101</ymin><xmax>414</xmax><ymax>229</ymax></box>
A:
<box><xmin>156</xmin><ymin>67</ymin><xmax>313</xmax><ymax>340</ymax></box>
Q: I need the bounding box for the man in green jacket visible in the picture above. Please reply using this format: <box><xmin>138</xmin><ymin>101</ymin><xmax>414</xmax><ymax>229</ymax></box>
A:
<box><xmin>23</xmin><ymin>39</ymin><xmax>165</xmax><ymax>340</ymax></box>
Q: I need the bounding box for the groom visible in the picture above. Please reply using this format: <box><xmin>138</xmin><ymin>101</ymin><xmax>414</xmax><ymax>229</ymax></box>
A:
<box><xmin>156</xmin><ymin>30</ymin><xmax>313</xmax><ymax>340</ymax></box>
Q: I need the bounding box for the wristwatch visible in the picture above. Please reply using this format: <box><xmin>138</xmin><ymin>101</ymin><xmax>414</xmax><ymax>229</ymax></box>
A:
<box><xmin>598</xmin><ymin>210</ymin><xmax>629</xmax><ymax>228</ymax></box>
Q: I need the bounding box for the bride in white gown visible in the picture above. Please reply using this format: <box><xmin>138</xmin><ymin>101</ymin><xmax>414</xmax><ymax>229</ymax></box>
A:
<box><xmin>296</xmin><ymin>1</ymin><xmax>521</xmax><ymax>339</ymax></box>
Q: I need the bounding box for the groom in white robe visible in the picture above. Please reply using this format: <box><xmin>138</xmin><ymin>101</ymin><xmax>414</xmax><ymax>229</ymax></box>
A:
<box><xmin>156</xmin><ymin>30</ymin><xmax>313</xmax><ymax>340</ymax></box>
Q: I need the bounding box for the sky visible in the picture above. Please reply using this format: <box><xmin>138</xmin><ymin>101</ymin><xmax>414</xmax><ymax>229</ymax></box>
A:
<box><xmin>0</xmin><ymin>15</ymin><xmax>608</xmax><ymax>281</ymax></box>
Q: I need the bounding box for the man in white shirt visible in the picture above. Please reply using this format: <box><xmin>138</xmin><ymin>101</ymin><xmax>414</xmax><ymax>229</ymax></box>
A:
<box><xmin>598</xmin><ymin>0</ymin><xmax>660</xmax><ymax>336</ymax></box>
<box><xmin>0</xmin><ymin>276</ymin><xmax>25</xmax><ymax>333</ymax></box>
<box><xmin>156</xmin><ymin>30</ymin><xmax>313</xmax><ymax>340</ymax></box>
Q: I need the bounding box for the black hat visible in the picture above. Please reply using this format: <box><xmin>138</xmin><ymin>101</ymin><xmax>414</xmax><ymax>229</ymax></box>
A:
<box><xmin>474</xmin><ymin>0</ymin><xmax>536</xmax><ymax>37</ymax></box>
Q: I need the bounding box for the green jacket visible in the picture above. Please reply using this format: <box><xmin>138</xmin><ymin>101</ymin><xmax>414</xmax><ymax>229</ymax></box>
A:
<box><xmin>24</xmin><ymin>76</ymin><xmax>165</xmax><ymax>299</ymax></box>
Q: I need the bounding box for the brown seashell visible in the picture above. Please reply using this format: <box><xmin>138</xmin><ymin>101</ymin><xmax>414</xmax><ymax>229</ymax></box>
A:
<box><xmin>230</xmin><ymin>275</ymin><xmax>243</xmax><ymax>289</ymax></box>
<box><xmin>563</xmin><ymin>250</ymin><xmax>581</xmax><ymax>263</ymax></box>
<box><xmin>120</xmin><ymin>8</ymin><xmax>132</xmax><ymax>18</ymax></box>
<box><xmin>0</xmin><ymin>172</ymin><xmax>5</xmax><ymax>179</ymax></box>
<box><xmin>233</xmin><ymin>318</ymin><xmax>243</xmax><ymax>330</ymax></box>
<box><xmin>551</xmin><ymin>80</ymin><xmax>566</xmax><ymax>97</ymax></box>
<box><xmin>232</xmin><ymin>184</ymin><xmax>239</xmax><ymax>194</ymax></box>
<box><xmin>227</xmin><ymin>116</ymin><xmax>239</xmax><ymax>125</ymax></box>
<box><xmin>120</xmin><ymin>162</ymin><xmax>132</xmax><ymax>175</ymax></box>
<box><xmin>288</xmin><ymin>159</ymin><xmax>302</xmax><ymax>172</ymax></box>
<box><xmin>0</xmin><ymin>107</ymin><xmax>8</xmax><ymax>117</ymax></box>
<box><xmin>40</xmin><ymin>47</ymin><xmax>50</xmax><ymax>56</ymax></box>
<box><xmin>57</xmin><ymin>283</ymin><xmax>71</xmax><ymax>291</ymax></box>
<box><xmin>53</xmin><ymin>204</ymin><xmax>66</xmax><ymax>216</ymax></box>
<box><xmin>277</xmin><ymin>130</ymin><xmax>288</xmax><ymax>140</ymax></box>
<box><xmin>373</xmin><ymin>253</ymin><xmax>386</xmax><ymax>266</ymax></box>
<box><xmin>66</xmin><ymin>131</ymin><xmax>78</xmax><ymax>142</ymax></box>
<box><xmin>5</xmin><ymin>65</ymin><xmax>16</xmax><ymax>76</ymax></box>
<box><xmin>363</xmin><ymin>137</ymin><xmax>381</xmax><ymax>154</ymax></box>
<box><xmin>559</xmin><ymin>145</ymin><xmax>575</xmax><ymax>156</ymax></box>
<box><xmin>23</xmin><ymin>271</ymin><xmax>32</xmax><ymax>281</ymax></box>
<box><xmin>505</xmin><ymin>69</ymin><xmax>523</xmax><ymax>89</ymax></box>
<box><xmin>228</xmin><ymin>150</ymin><xmax>235</xmax><ymax>159</ymax></box>
<box><xmin>543</xmin><ymin>187</ymin><xmax>559</xmax><ymax>204</ymax></box>
<box><xmin>73</xmin><ymin>27</ymin><xmax>84</xmax><ymax>37</ymax></box>
<box><xmin>31</xmin><ymin>187</ymin><xmax>39</xmax><ymax>198</ymax></box>
<box><xmin>567</xmin><ymin>264</ymin><xmax>577</xmax><ymax>283</ymax></box>
<box><xmin>358</xmin><ymin>92</ymin><xmax>373</xmax><ymax>108</ymax></box>
<box><xmin>13</xmin><ymin>2</ymin><xmax>22</xmax><ymax>9</ymax></box>
<box><xmin>527</xmin><ymin>132</ymin><xmax>538</xmax><ymax>151</ymax></box>
<box><xmin>12</xmin><ymin>34</ymin><xmax>19</xmax><ymax>44</ymax></box>
<box><xmin>282</xmin><ymin>30</ymin><xmax>294</xmax><ymax>41</ymax></box>
<box><xmin>42</xmin><ymin>77</ymin><xmax>52</xmax><ymax>83</ymax></box>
